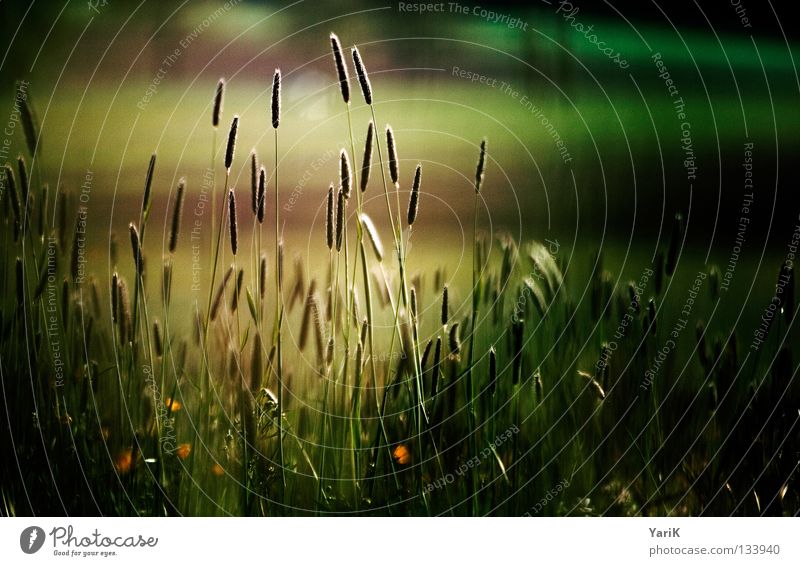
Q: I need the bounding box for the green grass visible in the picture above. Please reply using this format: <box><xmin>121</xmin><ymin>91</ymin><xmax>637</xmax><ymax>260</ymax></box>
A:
<box><xmin>1</xmin><ymin>40</ymin><xmax>799</xmax><ymax>517</ymax></box>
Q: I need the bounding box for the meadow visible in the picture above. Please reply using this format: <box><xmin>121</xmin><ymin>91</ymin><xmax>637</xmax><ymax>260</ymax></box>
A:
<box><xmin>1</xmin><ymin>28</ymin><xmax>798</xmax><ymax>517</ymax></box>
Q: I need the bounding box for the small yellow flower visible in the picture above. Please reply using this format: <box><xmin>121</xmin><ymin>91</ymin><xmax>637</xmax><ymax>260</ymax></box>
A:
<box><xmin>176</xmin><ymin>443</ymin><xmax>192</xmax><ymax>460</ymax></box>
<box><xmin>393</xmin><ymin>444</ymin><xmax>411</xmax><ymax>465</ymax></box>
<box><xmin>114</xmin><ymin>448</ymin><xmax>133</xmax><ymax>474</ymax></box>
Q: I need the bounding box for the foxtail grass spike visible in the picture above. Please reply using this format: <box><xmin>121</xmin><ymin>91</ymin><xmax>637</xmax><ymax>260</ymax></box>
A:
<box><xmin>225</xmin><ymin>116</ymin><xmax>239</xmax><ymax>170</ymax></box>
<box><xmin>448</xmin><ymin>322</ymin><xmax>461</xmax><ymax>358</ymax></box>
<box><xmin>119</xmin><ymin>279</ymin><xmax>131</xmax><ymax>344</ymax></box>
<box><xmin>360</xmin><ymin>317</ymin><xmax>368</xmax><ymax>348</ymax></box>
<box><xmin>386</xmin><ymin>125</ymin><xmax>399</xmax><ymax>185</ymax></box>
<box><xmin>129</xmin><ymin>223</ymin><xmax>143</xmax><ymax>275</ymax></box>
<box><xmin>313</xmin><ymin>294</ymin><xmax>326</xmax><ymax>362</ymax></box>
<box><xmin>169</xmin><ymin>178</ymin><xmax>185</xmax><ymax>253</ymax></box>
<box><xmin>360</xmin><ymin>213</ymin><xmax>383</xmax><ymax>262</ymax></box>
<box><xmin>153</xmin><ymin>320</ymin><xmax>163</xmax><ymax>357</ymax></box>
<box><xmin>361</xmin><ymin>120</ymin><xmax>374</xmax><ymax>192</ymax></box>
<box><xmin>421</xmin><ymin>339</ymin><xmax>433</xmax><ymax>373</ymax></box>
<box><xmin>211</xmin><ymin>266</ymin><xmax>234</xmax><ymax>320</ymax></box>
<box><xmin>326</xmin><ymin>337</ymin><xmax>335</xmax><ymax>367</ymax></box>
<box><xmin>211</xmin><ymin>79</ymin><xmax>225</xmax><ymax>128</ymax></box>
<box><xmin>162</xmin><ymin>261</ymin><xmax>173</xmax><ymax>306</ymax></box>
<box><xmin>299</xmin><ymin>286</ymin><xmax>314</xmax><ymax>350</ymax></box>
<box><xmin>17</xmin><ymin>156</ymin><xmax>29</xmax><ymax>202</ymax></box>
<box><xmin>278</xmin><ymin>239</ymin><xmax>284</xmax><ymax>288</ymax></box>
<box><xmin>407</xmin><ymin>164</ymin><xmax>421</xmax><ymax>225</ymax></box>
<box><xmin>19</xmin><ymin>84</ymin><xmax>39</xmax><ymax>156</ymax></box>
<box><xmin>142</xmin><ymin>154</ymin><xmax>156</xmax><ymax>214</ymax></box>
<box><xmin>271</xmin><ymin>69</ymin><xmax>281</xmax><ymax>129</ymax></box>
<box><xmin>335</xmin><ymin>187</ymin><xmax>345</xmax><ymax>252</ymax></box>
<box><xmin>213</xmin><ymin>78</ymin><xmax>225</xmax><ymax>127</ymax></box>
<box><xmin>111</xmin><ymin>272</ymin><xmax>119</xmax><ymax>323</ymax></box>
<box><xmin>340</xmin><ymin>149</ymin><xmax>352</xmax><ymax>198</ymax></box>
<box><xmin>351</xmin><ymin>46</ymin><xmax>372</xmax><ymax>105</ymax></box>
<box><xmin>258</xmin><ymin>254</ymin><xmax>267</xmax><ymax>299</ymax></box>
<box><xmin>231</xmin><ymin>269</ymin><xmax>244</xmax><ymax>311</ymax></box>
<box><xmin>250</xmin><ymin>151</ymin><xmax>258</xmax><ymax>214</ymax></box>
<box><xmin>330</xmin><ymin>33</ymin><xmax>350</xmax><ymax>104</ymax></box>
<box><xmin>475</xmin><ymin>138</ymin><xmax>487</xmax><ymax>193</ymax></box>
<box><xmin>441</xmin><ymin>285</ymin><xmax>449</xmax><ymax>326</ymax></box>
<box><xmin>326</xmin><ymin>184</ymin><xmax>335</xmax><ymax>250</ymax></box>
<box><xmin>257</xmin><ymin>167</ymin><xmax>266</xmax><ymax>223</ymax></box>
<box><xmin>3</xmin><ymin>166</ymin><xmax>20</xmax><ymax>224</ymax></box>
<box><xmin>228</xmin><ymin>189</ymin><xmax>238</xmax><ymax>255</ymax></box>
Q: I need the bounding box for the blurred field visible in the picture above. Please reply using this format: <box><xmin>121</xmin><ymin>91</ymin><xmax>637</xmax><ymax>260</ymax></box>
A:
<box><xmin>1</xmin><ymin>1</ymin><xmax>799</xmax><ymax>517</ymax></box>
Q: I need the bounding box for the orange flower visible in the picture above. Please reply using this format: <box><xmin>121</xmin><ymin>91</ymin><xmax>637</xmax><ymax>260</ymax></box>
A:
<box><xmin>165</xmin><ymin>397</ymin><xmax>182</xmax><ymax>412</ymax></box>
<box><xmin>393</xmin><ymin>444</ymin><xmax>411</xmax><ymax>465</ymax></box>
<box><xmin>175</xmin><ymin>443</ymin><xmax>192</xmax><ymax>460</ymax></box>
<box><xmin>210</xmin><ymin>463</ymin><xmax>225</xmax><ymax>477</ymax></box>
<box><xmin>114</xmin><ymin>448</ymin><xmax>133</xmax><ymax>474</ymax></box>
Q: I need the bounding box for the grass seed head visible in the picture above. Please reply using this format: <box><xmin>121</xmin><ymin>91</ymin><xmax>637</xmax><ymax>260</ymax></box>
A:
<box><xmin>407</xmin><ymin>164</ymin><xmax>421</xmax><ymax>225</ymax></box>
<box><xmin>153</xmin><ymin>320</ymin><xmax>163</xmax><ymax>357</ymax></box>
<box><xmin>351</xmin><ymin>46</ymin><xmax>372</xmax><ymax>105</ymax></box>
<box><xmin>259</xmin><ymin>253</ymin><xmax>267</xmax><ymax>298</ymax></box>
<box><xmin>111</xmin><ymin>272</ymin><xmax>119</xmax><ymax>323</ymax></box>
<box><xmin>129</xmin><ymin>223</ymin><xmax>143</xmax><ymax>275</ymax></box>
<box><xmin>228</xmin><ymin>189</ymin><xmax>238</xmax><ymax>255</ymax></box>
<box><xmin>2</xmin><ymin>166</ymin><xmax>20</xmax><ymax>224</ymax></box>
<box><xmin>271</xmin><ymin>69</ymin><xmax>281</xmax><ymax>129</ymax></box>
<box><xmin>475</xmin><ymin>138</ymin><xmax>487</xmax><ymax>193</ymax></box>
<box><xmin>210</xmin><ymin>265</ymin><xmax>234</xmax><ymax>320</ymax></box>
<box><xmin>340</xmin><ymin>149</ymin><xmax>352</xmax><ymax>198</ymax></box>
<box><xmin>250</xmin><ymin>151</ymin><xmax>259</xmax><ymax>214</ymax></box>
<box><xmin>225</xmin><ymin>116</ymin><xmax>239</xmax><ymax>170</ymax></box>
<box><xmin>326</xmin><ymin>184</ymin><xmax>335</xmax><ymax>250</ymax></box>
<box><xmin>162</xmin><ymin>260</ymin><xmax>173</xmax><ymax>306</ymax></box>
<box><xmin>168</xmin><ymin>178</ymin><xmax>185</xmax><ymax>253</ymax></box>
<box><xmin>330</xmin><ymin>33</ymin><xmax>350</xmax><ymax>104</ymax></box>
<box><xmin>335</xmin><ymin>187</ymin><xmax>345</xmax><ymax>252</ymax></box>
<box><xmin>361</xmin><ymin>120</ymin><xmax>374</xmax><ymax>192</ymax></box>
<box><xmin>142</xmin><ymin>154</ymin><xmax>156</xmax><ymax>214</ymax></box>
<box><xmin>448</xmin><ymin>322</ymin><xmax>461</xmax><ymax>359</ymax></box>
<box><xmin>231</xmin><ymin>268</ymin><xmax>244</xmax><ymax>311</ymax></box>
<box><xmin>386</xmin><ymin>125</ymin><xmax>399</xmax><ymax>185</ymax></box>
<box><xmin>441</xmin><ymin>285</ymin><xmax>449</xmax><ymax>326</ymax></box>
<box><xmin>257</xmin><ymin>167</ymin><xmax>266</xmax><ymax>223</ymax></box>
<box><xmin>17</xmin><ymin>155</ymin><xmax>29</xmax><ymax>202</ymax></box>
<box><xmin>213</xmin><ymin>78</ymin><xmax>225</xmax><ymax>127</ymax></box>
<box><xmin>18</xmin><ymin>85</ymin><xmax>40</xmax><ymax>156</ymax></box>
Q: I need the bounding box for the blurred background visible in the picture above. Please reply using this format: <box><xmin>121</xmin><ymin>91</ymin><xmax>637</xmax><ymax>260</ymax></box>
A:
<box><xmin>1</xmin><ymin>0</ymin><xmax>799</xmax><ymax>311</ymax></box>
